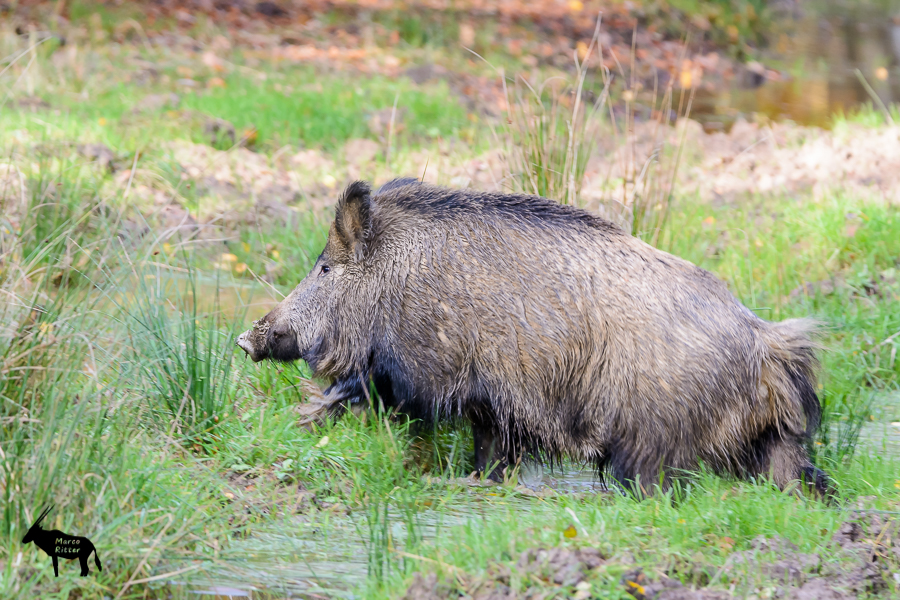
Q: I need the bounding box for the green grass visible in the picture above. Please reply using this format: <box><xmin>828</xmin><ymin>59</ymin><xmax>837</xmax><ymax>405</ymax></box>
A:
<box><xmin>2</xmin><ymin>55</ymin><xmax>473</xmax><ymax>155</ymax></box>
<box><xmin>127</xmin><ymin>264</ymin><xmax>244</xmax><ymax>449</ymax></box>
<box><xmin>377</xmin><ymin>458</ymin><xmax>899</xmax><ymax>598</ymax></box>
<box><xmin>832</xmin><ymin>101</ymin><xmax>900</xmax><ymax>130</ymax></box>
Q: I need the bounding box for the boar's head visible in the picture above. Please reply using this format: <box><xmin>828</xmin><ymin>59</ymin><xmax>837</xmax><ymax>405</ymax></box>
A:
<box><xmin>236</xmin><ymin>179</ymin><xmax>411</xmax><ymax>375</ymax></box>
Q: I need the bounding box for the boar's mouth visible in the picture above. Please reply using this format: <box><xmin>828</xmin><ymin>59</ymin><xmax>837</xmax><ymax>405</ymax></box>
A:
<box><xmin>236</xmin><ymin>319</ymin><xmax>305</xmax><ymax>364</ymax></box>
<box><xmin>236</xmin><ymin>329</ymin><xmax>266</xmax><ymax>362</ymax></box>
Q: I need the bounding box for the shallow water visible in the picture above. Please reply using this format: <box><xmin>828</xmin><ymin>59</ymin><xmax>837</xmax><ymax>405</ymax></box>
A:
<box><xmin>145</xmin><ymin>272</ymin><xmax>280</xmax><ymax>323</ymax></box>
<box><xmin>519</xmin><ymin>461</ymin><xmax>608</xmax><ymax>493</ymax></box>
<box><xmin>185</xmin><ymin>517</ymin><xmax>368</xmax><ymax>598</ymax></box>
<box><xmin>692</xmin><ymin>9</ymin><xmax>900</xmax><ymax>131</ymax></box>
<box><xmin>181</xmin><ymin>504</ymin><xmax>470</xmax><ymax>597</ymax></box>
<box><xmin>172</xmin><ymin>462</ymin><xmax>605</xmax><ymax>598</ymax></box>
<box><xmin>857</xmin><ymin>391</ymin><xmax>900</xmax><ymax>455</ymax></box>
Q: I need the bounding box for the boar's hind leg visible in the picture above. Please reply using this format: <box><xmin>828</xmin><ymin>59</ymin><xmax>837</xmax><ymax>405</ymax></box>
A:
<box><xmin>748</xmin><ymin>428</ymin><xmax>830</xmax><ymax>497</ymax></box>
<box><xmin>605</xmin><ymin>455</ymin><xmax>672</xmax><ymax>499</ymax></box>
<box><xmin>472</xmin><ymin>425</ymin><xmax>509</xmax><ymax>482</ymax></box>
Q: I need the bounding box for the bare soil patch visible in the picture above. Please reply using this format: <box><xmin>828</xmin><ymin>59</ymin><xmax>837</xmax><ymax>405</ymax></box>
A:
<box><xmin>125</xmin><ymin>118</ymin><xmax>900</xmax><ymax>232</ymax></box>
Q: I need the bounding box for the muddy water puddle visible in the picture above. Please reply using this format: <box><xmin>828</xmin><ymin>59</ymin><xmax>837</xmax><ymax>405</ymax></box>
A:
<box><xmin>176</xmin><ymin>464</ymin><xmax>604</xmax><ymax>598</ymax></box>
<box><xmin>159</xmin><ymin>273</ymin><xmax>279</xmax><ymax>322</ymax></box>
<box><xmin>181</xmin><ymin>503</ymin><xmax>468</xmax><ymax>597</ymax></box>
<box><xmin>181</xmin><ymin>279</ymin><xmax>280</xmax><ymax>323</ymax></box>
<box><xmin>519</xmin><ymin>461</ymin><xmax>607</xmax><ymax>493</ymax></box>
<box><xmin>184</xmin><ymin>517</ymin><xmax>368</xmax><ymax>598</ymax></box>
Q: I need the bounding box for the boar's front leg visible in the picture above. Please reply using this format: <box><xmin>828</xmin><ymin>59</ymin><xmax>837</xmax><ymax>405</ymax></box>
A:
<box><xmin>297</xmin><ymin>376</ymin><xmax>367</xmax><ymax>427</ymax></box>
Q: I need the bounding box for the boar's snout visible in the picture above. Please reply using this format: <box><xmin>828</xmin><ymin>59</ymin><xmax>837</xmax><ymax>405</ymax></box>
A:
<box><xmin>236</xmin><ymin>329</ymin><xmax>266</xmax><ymax>363</ymax></box>
<box><xmin>237</xmin><ymin>312</ymin><xmax>302</xmax><ymax>364</ymax></box>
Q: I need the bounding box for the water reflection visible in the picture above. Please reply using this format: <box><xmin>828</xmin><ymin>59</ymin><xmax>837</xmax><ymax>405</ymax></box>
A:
<box><xmin>857</xmin><ymin>391</ymin><xmax>900</xmax><ymax>454</ymax></box>
<box><xmin>520</xmin><ymin>461</ymin><xmax>607</xmax><ymax>494</ymax></box>
<box><xmin>123</xmin><ymin>269</ymin><xmax>280</xmax><ymax>322</ymax></box>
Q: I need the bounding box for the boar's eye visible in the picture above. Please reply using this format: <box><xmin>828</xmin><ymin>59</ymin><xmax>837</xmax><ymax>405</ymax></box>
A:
<box><xmin>320</xmin><ymin>265</ymin><xmax>331</xmax><ymax>276</ymax></box>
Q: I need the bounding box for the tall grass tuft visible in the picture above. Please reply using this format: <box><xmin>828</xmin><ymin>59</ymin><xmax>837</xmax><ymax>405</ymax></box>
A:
<box><xmin>499</xmin><ymin>18</ymin><xmax>694</xmax><ymax>245</ymax></box>
<box><xmin>0</xmin><ymin>165</ymin><xmax>231</xmax><ymax>596</ymax></box>
<box><xmin>607</xmin><ymin>60</ymin><xmax>696</xmax><ymax>245</ymax></box>
<box><xmin>126</xmin><ymin>260</ymin><xmax>243</xmax><ymax>450</ymax></box>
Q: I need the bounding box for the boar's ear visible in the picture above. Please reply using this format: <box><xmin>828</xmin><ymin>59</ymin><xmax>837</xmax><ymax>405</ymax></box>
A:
<box><xmin>335</xmin><ymin>181</ymin><xmax>374</xmax><ymax>261</ymax></box>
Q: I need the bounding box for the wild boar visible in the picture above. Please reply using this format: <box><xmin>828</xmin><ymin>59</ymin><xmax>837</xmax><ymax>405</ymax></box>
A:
<box><xmin>237</xmin><ymin>178</ymin><xmax>828</xmax><ymax>496</ymax></box>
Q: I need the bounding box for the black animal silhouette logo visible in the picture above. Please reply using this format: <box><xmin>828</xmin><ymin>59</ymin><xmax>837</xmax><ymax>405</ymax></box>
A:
<box><xmin>21</xmin><ymin>506</ymin><xmax>102</xmax><ymax>577</ymax></box>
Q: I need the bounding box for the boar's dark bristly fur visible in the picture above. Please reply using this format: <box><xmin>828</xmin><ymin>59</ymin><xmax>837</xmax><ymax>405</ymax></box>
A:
<box><xmin>237</xmin><ymin>179</ymin><xmax>828</xmax><ymax>496</ymax></box>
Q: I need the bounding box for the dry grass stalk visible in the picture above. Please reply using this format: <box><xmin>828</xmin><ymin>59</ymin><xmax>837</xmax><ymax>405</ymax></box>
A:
<box><xmin>602</xmin><ymin>29</ymin><xmax>695</xmax><ymax>245</ymax></box>
<box><xmin>499</xmin><ymin>17</ymin><xmax>610</xmax><ymax>207</ymax></box>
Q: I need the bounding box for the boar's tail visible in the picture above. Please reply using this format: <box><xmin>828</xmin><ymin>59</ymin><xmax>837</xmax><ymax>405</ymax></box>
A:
<box><xmin>759</xmin><ymin>318</ymin><xmax>823</xmax><ymax>438</ymax></box>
